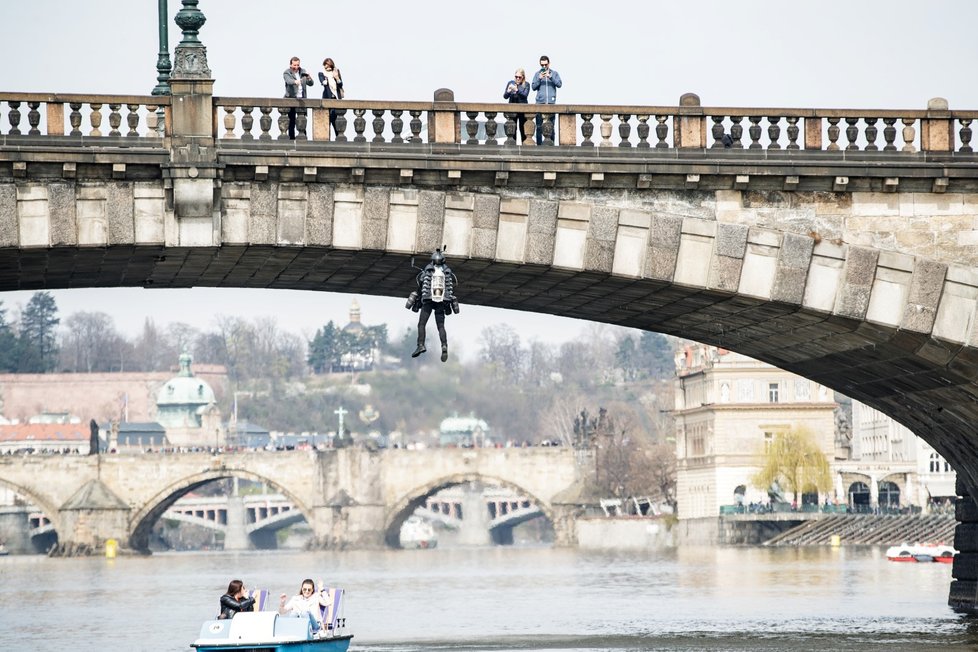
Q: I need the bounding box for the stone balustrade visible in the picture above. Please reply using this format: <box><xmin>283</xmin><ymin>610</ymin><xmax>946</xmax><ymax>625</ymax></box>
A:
<box><xmin>1</xmin><ymin>90</ymin><xmax>974</xmax><ymax>154</ymax></box>
<box><xmin>0</xmin><ymin>93</ymin><xmax>171</xmax><ymax>139</ymax></box>
<box><xmin>211</xmin><ymin>94</ymin><xmax>977</xmax><ymax>153</ymax></box>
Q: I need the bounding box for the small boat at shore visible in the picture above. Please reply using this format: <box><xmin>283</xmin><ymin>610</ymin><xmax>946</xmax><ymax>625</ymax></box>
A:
<box><xmin>885</xmin><ymin>543</ymin><xmax>955</xmax><ymax>563</ymax></box>
<box><xmin>191</xmin><ymin>612</ymin><xmax>352</xmax><ymax>651</ymax></box>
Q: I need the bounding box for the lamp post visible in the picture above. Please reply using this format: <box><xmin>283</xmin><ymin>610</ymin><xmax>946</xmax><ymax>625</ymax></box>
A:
<box><xmin>150</xmin><ymin>0</ymin><xmax>171</xmax><ymax>138</ymax></box>
<box><xmin>151</xmin><ymin>0</ymin><xmax>171</xmax><ymax>96</ymax></box>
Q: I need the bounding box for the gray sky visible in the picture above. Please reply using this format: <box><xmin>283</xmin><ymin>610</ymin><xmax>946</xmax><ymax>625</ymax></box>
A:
<box><xmin>1</xmin><ymin>0</ymin><xmax>976</xmax><ymax>358</ymax></box>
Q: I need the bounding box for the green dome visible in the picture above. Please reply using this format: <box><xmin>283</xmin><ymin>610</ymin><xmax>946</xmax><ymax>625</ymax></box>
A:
<box><xmin>157</xmin><ymin>352</ymin><xmax>216</xmax><ymax>407</ymax></box>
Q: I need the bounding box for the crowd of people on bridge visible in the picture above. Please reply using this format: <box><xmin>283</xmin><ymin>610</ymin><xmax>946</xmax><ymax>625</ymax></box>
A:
<box><xmin>282</xmin><ymin>54</ymin><xmax>561</xmax><ymax>143</ymax></box>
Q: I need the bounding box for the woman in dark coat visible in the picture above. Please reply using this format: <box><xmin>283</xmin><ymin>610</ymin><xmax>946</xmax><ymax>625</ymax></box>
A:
<box><xmin>218</xmin><ymin>579</ymin><xmax>255</xmax><ymax>619</ymax></box>
<box><xmin>503</xmin><ymin>67</ymin><xmax>530</xmax><ymax>144</ymax></box>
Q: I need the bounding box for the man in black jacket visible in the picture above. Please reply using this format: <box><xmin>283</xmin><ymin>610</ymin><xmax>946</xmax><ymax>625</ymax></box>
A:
<box><xmin>406</xmin><ymin>249</ymin><xmax>459</xmax><ymax>363</ymax></box>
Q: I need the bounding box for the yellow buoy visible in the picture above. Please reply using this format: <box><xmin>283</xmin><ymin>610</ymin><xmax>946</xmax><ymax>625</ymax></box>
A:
<box><xmin>830</xmin><ymin>534</ymin><xmax>841</xmax><ymax>547</ymax></box>
<box><xmin>105</xmin><ymin>538</ymin><xmax>118</xmax><ymax>558</ymax></box>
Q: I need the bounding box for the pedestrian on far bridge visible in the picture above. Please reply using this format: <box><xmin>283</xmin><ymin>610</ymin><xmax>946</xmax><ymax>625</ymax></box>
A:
<box><xmin>531</xmin><ymin>55</ymin><xmax>562</xmax><ymax>145</ymax></box>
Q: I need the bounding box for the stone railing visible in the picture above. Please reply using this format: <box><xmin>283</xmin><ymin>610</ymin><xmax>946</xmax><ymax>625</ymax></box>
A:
<box><xmin>212</xmin><ymin>94</ymin><xmax>977</xmax><ymax>154</ymax></box>
<box><xmin>2</xmin><ymin>90</ymin><xmax>975</xmax><ymax>154</ymax></box>
<box><xmin>0</xmin><ymin>93</ymin><xmax>171</xmax><ymax>138</ymax></box>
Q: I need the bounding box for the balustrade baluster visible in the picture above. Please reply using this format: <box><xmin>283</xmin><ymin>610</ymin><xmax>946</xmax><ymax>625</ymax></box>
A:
<box><xmin>485</xmin><ymin>112</ymin><xmax>499</xmax><ymax>146</ymax></box>
<box><xmin>371</xmin><ymin>109</ymin><xmax>386</xmax><ymax>143</ymax></box>
<box><xmin>89</xmin><ymin>103</ymin><xmax>103</xmax><ymax>137</ymax></box>
<box><xmin>767</xmin><ymin>117</ymin><xmax>782</xmax><ymax>149</ymax></box>
<box><xmin>728</xmin><ymin>116</ymin><xmax>744</xmax><ymax>148</ymax></box>
<box><xmin>503</xmin><ymin>112</ymin><xmax>517</xmax><ymax>146</ymax></box>
<box><xmin>598</xmin><ymin>114</ymin><xmax>613</xmax><ymax>147</ymax></box>
<box><xmin>352</xmin><ymin>109</ymin><xmax>367</xmax><ymax>142</ymax></box>
<box><xmin>0</xmin><ymin>103</ymin><xmax>3</xmax><ymax>136</ymax></box>
<box><xmin>786</xmin><ymin>117</ymin><xmax>800</xmax><ymax>149</ymax></box>
<box><xmin>959</xmin><ymin>119</ymin><xmax>973</xmax><ymax>153</ymax></box>
<box><xmin>258</xmin><ymin>107</ymin><xmax>273</xmax><ymax>140</ymax></box>
<box><xmin>108</xmin><ymin>104</ymin><xmax>122</xmax><ymax>136</ymax></box>
<box><xmin>747</xmin><ymin>116</ymin><xmax>762</xmax><ymax>149</ymax></box>
<box><xmin>276</xmin><ymin>108</ymin><xmax>290</xmax><ymax>140</ymax></box>
<box><xmin>580</xmin><ymin>114</ymin><xmax>595</xmax><ymax>147</ymax></box>
<box><xmin>845</xmin><ymin>117</ymin><xmax>859</xmax><ymax>150</ymax></box>
<box><xmin>27</xmin><ymin>101</ymin><xmax>41</xmax><ymax>135</ymax></box>
<box><xmin>826</xmin><ymin>117</ymin><xmax>841</xmax><ymax>151</ymax></box>
<box><xmin>408</xmin><ymin>110</ymin><xmax>423</xmax><ymax>143</ymax></box>
<box><xmin>241</xmin><ymin>107</ymin><xmax>255</xmax><ymax>140</ymax></box>
<box><xmin>618</xmin><ymin>114</ymin><xmax>632</xmax><ymax>147</ymax></box>
<box><xmin>126</xmin><ymin>104</ymin><xmax>141</xmax><ymax>137</ymax></box>
<box><xmin>465</xmin><ymin>111</ymin><xmax>479</xmax><ymax>144</ymax></box>
<box><xmin>863</xmin><ymin>118</ymin><xmax>879</xmax><ymax>151</ymax></box>
<box><xmin>542</xmin><ymin>112</ymin><xmax>555</xmax><ymax>146</ymax></box>
<box><xmin>390</xmin><ymin>109</ymin><xmax>404</xmax><ymax>143</ymax></box>
<box><xmin>901</xmin><ymin>117</ymin><xmax>917</xmax><ymax>153</ymax></box>
<box><xmin>882</xmin><ymin>118</ymin><xmax>897</xmax><ymax>151</ymax></box>
<box><xmin>654</xmin><ymin>115</ymin><xmax>669</xmax><ymax>148</ymax></box>
<box><xmin>64</xmin><ymin>103</ymin><xmax>83</xmax><ymax>137</ymax></box>
<box><xmin>335</xmin><ymin>109</ymin><xmax>349</xmax><ymax>142</ymax></box>
<box><xmin>636</xmin><ymin>115</ymin><xmax>650</xmax><ymax>148</ymax></box>
<box><xmin>710</xmin><ymin>116</ymin><xmax>725</xmax><ymax>149</ymax></box>
<box><xmin>146</xmin><ymin>106</ymin><xmax>159</xmax><ymax>138</ymax></box>
<box><xmin>221</xmin><ymin>107</ymin><xmax>236</xmax><ymax>138</ymax></box>
<box><xmin>295</xmin><ymin>109</ymin><xmax>308</xmax><ymax>140</ymax></box>
<box><xmin>8</xmin><ymin>101</ymin><xmax>22</xmax><ymax>135</ymax></box>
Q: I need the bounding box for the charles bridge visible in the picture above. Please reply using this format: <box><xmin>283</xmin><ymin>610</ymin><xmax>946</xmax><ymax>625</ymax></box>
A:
<box><xmin>3</xmin><ymin>0</ymin><xmax>978</xmax><ymax>612</ymax></box>
<box><xmin>0</xmin><ymin>447</ymin><xmax>583</xmax><ymax>553</ymax></box>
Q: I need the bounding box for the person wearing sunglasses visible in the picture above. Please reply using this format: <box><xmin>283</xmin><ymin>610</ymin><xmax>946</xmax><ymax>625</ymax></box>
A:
<box><xmin>503</xmin><ymin>67</ymin><xmax>530</xmax><ymax>144</ymax></box>
<box><xmin>279</xmin><ymin>578</ymin><xmax>327</xmax><ymax>630</ymax></box>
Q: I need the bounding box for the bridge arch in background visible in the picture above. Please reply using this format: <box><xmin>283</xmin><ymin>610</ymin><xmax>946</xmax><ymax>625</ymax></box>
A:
<box><xmin>383</xmin><ymin>473</ymin><xmax>554</xmax><ymax>549</ymax></box>
<box><xmin>0</xmin><ymin>477</ymin><xmax>63</xmax><ymax>543</ymax></box>
<box><xmin>128</xmin><ymin>469</ymin><xmax>313</xmax><ymax>553</ymax></box>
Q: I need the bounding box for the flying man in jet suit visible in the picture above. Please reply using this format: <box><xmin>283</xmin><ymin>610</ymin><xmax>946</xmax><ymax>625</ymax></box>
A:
<box><xmin>406</xmin><ymin>248</ymin><xmax>459</xmax><ymax>362</ymax></box>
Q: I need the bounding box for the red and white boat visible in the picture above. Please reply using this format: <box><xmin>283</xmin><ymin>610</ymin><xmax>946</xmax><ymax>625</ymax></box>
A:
<box><xmin>885</xmin><ymin>543</ymin><xmax>955</xmax><ymax>563</ymax></box>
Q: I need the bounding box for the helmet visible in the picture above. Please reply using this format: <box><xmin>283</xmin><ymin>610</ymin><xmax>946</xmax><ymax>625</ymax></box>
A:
<box><xmin>431</xmin><ymin>249</ymin><xmax>446</xmax><ymax>265</ymax></box>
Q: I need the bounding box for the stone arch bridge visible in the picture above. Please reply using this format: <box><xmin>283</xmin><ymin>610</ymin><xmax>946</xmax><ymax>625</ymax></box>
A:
<box><xmin>0</xmin><ymin>447</ymin><xmax>584</xmax><ymax>552</ymax></box>
<box><xmin>2</xmin><ymin>27</ymin><xmax>978</xmax><ymax>608</ymax></box>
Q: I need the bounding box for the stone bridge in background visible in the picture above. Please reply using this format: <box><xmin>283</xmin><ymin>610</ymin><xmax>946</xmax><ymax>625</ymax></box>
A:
<box><xmin>2</xmin><ymin>5</ymin><xmax>978</xmax><ymax>611</ymax></box>
<box><xmin>0</xmin><ymin>447</ymin><xmax>585</xmax><ymax>552</ymax></box>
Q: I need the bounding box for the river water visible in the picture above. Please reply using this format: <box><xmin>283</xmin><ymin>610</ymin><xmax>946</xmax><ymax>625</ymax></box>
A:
<box><xmin>0</xmin><ymin>545</ymin><xmax>974</xmax><ymax>651</ymax></box>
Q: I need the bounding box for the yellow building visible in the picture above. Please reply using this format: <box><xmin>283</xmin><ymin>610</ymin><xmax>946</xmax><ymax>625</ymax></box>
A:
<box><xmin>673</xmin><ymin>343</ymin><xmax>838</xmax><ymax>519</ymax></box>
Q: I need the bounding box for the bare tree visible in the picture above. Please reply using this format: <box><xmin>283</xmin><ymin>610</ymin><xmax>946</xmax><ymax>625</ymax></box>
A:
<box><xmin>60</xmin><ymin>311</ymin><xmax>127</xmax><ymax>372</ymax></box>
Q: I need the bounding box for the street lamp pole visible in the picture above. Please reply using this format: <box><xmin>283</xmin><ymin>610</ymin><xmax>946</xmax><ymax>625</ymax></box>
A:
<box><xmin>150</xmin><ymin>0</ymin><xmax>171</xmax><ymax>138</ymax></box>
<box><xmin>151</xmin><ymin>0</ymin><xmax>171</xmax><ymax>96</ymax></box>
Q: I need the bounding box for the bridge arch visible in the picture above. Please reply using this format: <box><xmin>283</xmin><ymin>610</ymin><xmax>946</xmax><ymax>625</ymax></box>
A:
<box><xmin>384</xmin><ymin>473</ymin><xmax>554</xmax><ymax>548</ymax></box>
<box><xmin>128</xmin><ymin>469</ymin><xmax>314</xmax><ymax>553</ymax></box>
<box><xmin>0</xmin><ymin>477</ymin><xmax>63</xmax><ymax>540</ymax></box>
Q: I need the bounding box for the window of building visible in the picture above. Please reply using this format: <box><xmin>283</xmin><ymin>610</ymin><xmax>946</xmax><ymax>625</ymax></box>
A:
<box><xmin>768</xmin><ymin>382</ymin><xmax>780</xmax><ymax>403</ymax></box>
<box><xmin>794</xmin><ymin>379</ymin><xmax>810</xmax><ymax>401</ymax></box>
<box><xmin>764</xmin><ymin>431</ymin><xmax>774</xmax><ymax>453</ymax></box>
<box><xmin>929</xmin><ymin>453</ymin><xmax>939</xmax><ymax>473</ymax></box>
<box><xmin>737</xmin><ymin>379</ymin><xmax>754</xmax><ymax>402</ymax></box>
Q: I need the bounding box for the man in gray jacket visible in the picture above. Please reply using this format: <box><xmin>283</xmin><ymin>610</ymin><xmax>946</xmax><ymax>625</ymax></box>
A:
<box><xmin>530</xmin><ymin>55</ymin><xmax>562</xmax><ymax>145</ymax></box>
<box><xmin>283</xmin><ymin>56</ymin><xmax>313</xmax><ymax>139</ymax></box>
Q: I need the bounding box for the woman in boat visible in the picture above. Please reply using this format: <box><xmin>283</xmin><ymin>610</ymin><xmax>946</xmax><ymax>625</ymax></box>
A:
<box><xmin>279</xmin><ymin>578</ymin><xmax>327</xmax><ymax>630</ymax></box>
<box><xmin>218</xmin><ymin>579</ymin><xmax>255</xmax><ymax>620</ymax></box>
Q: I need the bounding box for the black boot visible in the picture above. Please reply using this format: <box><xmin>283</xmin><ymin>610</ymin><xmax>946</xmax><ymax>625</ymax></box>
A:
<box><xmin>441</xmin><ymin>344</ymin><xmax>448</xmax><ymax>362</ymax></box>
<box><xmin>412</xmin><ymin>343</ymin><xmax>426</xmax><ymax>358</ymax></box>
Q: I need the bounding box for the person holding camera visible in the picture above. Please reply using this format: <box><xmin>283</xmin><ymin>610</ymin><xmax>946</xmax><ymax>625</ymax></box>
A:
<box><xmin>283</xmin><ymin>56</ymin><xmax>313</xmax><ymax>140</ymax></box>
<box><xmin>530</xmin><ymin>55</ymin><xmax>562</xmax><ymax>145</ymax></box>
<box><xmin>503</xmin><ymin>68</ymin><xmax>530</xmax><ymax>144</ymax></box>
<box><xmin>318</xmin><ymin>57</ymin><xmax>344</xmax><ymax>138</ymax></box>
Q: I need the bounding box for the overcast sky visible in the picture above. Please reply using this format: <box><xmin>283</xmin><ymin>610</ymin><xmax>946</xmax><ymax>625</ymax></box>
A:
<box><xmin>1</xmin><ymin>0</ymin><xmax>976</xmax><ymax>359</ymax></box>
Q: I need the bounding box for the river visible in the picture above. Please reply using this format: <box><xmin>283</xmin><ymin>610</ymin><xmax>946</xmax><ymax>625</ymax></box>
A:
<box><xmin>0</xmin><ymin>545</ymin><xmax>974</xmax><ymax>651</ymax></box>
